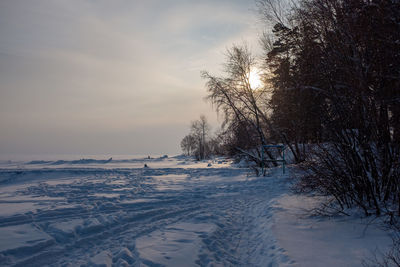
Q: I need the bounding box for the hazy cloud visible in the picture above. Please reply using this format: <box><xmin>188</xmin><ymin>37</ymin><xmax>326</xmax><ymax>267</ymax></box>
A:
<box><xmin>0</xmin><ymin>0</ymin><xmax>260</xmax><ymax>157</ymax></box>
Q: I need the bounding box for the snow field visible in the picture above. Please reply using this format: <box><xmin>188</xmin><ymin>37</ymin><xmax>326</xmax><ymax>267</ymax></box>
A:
<box><xmin>0</xmin><ymin>156</ymin><xmax>392</xmax><ymax>266</ymax></box>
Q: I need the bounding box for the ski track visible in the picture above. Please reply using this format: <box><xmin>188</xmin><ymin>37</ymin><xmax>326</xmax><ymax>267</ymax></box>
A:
<box><xmin>0</xmin><ymin>159</ymin><xmax>291</xmax><ymax>266</ymax></box>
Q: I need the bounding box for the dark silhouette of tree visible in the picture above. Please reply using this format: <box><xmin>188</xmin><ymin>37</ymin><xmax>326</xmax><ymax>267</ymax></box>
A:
<box><xmin>202</xmin><ymin>45</ymin><xmax>279</xmax><ymax>166</ymax></box>
<box><xmin>258</xmin><ymin>0</ymin><xmax>400</xmax><ymax>216</ymax></box>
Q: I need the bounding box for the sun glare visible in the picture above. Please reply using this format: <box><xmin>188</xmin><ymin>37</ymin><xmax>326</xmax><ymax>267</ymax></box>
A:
<box><xmin>248</xmin><ymin>69</ymin><xmax>262</xmax><ymax>90</ymax></box>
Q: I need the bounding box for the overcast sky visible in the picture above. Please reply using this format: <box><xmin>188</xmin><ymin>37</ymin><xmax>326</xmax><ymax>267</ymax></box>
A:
<box><xmin>0</xmin><ymin>0</ymin><xmax>262</xmax><ymax>158</ymax></box>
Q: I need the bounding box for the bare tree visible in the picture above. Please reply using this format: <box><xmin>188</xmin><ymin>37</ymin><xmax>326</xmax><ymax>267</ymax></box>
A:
<box><xmin>190</xmin><ymin>115</ymin><xmax>211</xmax><ymax>160</ymax></box>
<box><xmin>256</xmin><ymin>0</ymin><xmax>293</xmax><ymax>27</ymax></box>
<box><xmin>180</xmin><ymin>134</ymin><xmax>196</xmax><ymax>156</ymax></box>
<box><xmin>202</xmin><ymin>44</ymin><xmax>281</xmax><ymax>167</ymax></box>
<box><xmin>180</xmin><ymin>115</ymin><xmax>212</xmax><ymax>160</ymax></box>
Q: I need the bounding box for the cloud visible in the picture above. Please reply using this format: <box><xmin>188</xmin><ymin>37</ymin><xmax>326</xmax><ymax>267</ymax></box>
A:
<box><xmin>0</xmin><ymin>0</ymin><xmax>260</xmax><ymax>156</ymax></box>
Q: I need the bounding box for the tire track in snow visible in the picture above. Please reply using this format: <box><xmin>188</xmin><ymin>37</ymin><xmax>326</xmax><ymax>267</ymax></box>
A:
<box><xmin>0</xmin><ymin>162</ymin><xmax>291</xmax><ymax>266</ymax></box>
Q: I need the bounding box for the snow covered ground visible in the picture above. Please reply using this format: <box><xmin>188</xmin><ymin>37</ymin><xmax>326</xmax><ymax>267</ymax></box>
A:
<box><xmin>0</xmin><ymin>156</ymin><xmax>392</xmax><ymax>266</ymax></box>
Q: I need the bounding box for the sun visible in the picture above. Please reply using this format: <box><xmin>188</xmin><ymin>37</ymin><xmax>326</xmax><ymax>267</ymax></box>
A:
<box><xmin>248</xmin><ymin>69</ymin><xmax>262</xmax><ymax>90</ymax></box>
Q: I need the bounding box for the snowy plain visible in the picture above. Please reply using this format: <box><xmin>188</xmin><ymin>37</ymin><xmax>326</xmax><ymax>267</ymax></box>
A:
<box><xmin>0</xmin><ymin>155</ymin><xmax>392</xmax><ymax>266</ymax></box>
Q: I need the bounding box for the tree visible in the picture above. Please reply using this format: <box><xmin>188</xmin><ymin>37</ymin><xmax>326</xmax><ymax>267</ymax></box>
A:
<box><xmin>180</xmin><ymin>115</ymin><xmax>211</xmax><ymax>160</ymax></box>
<box><xmin>260</xmin><ymin>0</ymin><xmax>400</xmax><ymax>216</ymax></box>
<box><xmin>190</xmin><ymin>115</ymin><xmax>211</xmax><ymax>160</ymax></box>
<box><xmin>203</xmin><ymin>44</ymin><xmax>302</xmax><ymax>166</ymax></box>
<box><xmin>180</xmin><ymin>134</ymin><xmax>196</xmax><ymax>156</ymax></box>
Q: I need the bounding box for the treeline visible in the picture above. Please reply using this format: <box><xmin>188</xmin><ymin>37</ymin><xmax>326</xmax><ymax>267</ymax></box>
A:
<box><xmin>181</xmin><ymin>0</ymin><xmax>400</xmax><ymax>217</ymax></box>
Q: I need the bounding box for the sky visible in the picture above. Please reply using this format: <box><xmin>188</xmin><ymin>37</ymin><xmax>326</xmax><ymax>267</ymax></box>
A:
<box><xmin>0</xmin><ymin>0</ymin><xmax>262</xmax><ymax>158</ymax></box>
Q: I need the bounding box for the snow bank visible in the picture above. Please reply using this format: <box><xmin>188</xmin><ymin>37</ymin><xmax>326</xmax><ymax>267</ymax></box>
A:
<box><xmin>272</xmin><ymin>193</ymin><xmax>392</xmax><ymax>266</ymax></box>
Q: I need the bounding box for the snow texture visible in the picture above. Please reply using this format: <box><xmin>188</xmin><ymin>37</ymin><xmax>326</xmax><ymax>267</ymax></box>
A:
<box><xmin>0</xmin><ymin>156</ymin><xmax>391</xmax><ymax>266</ymax></box>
